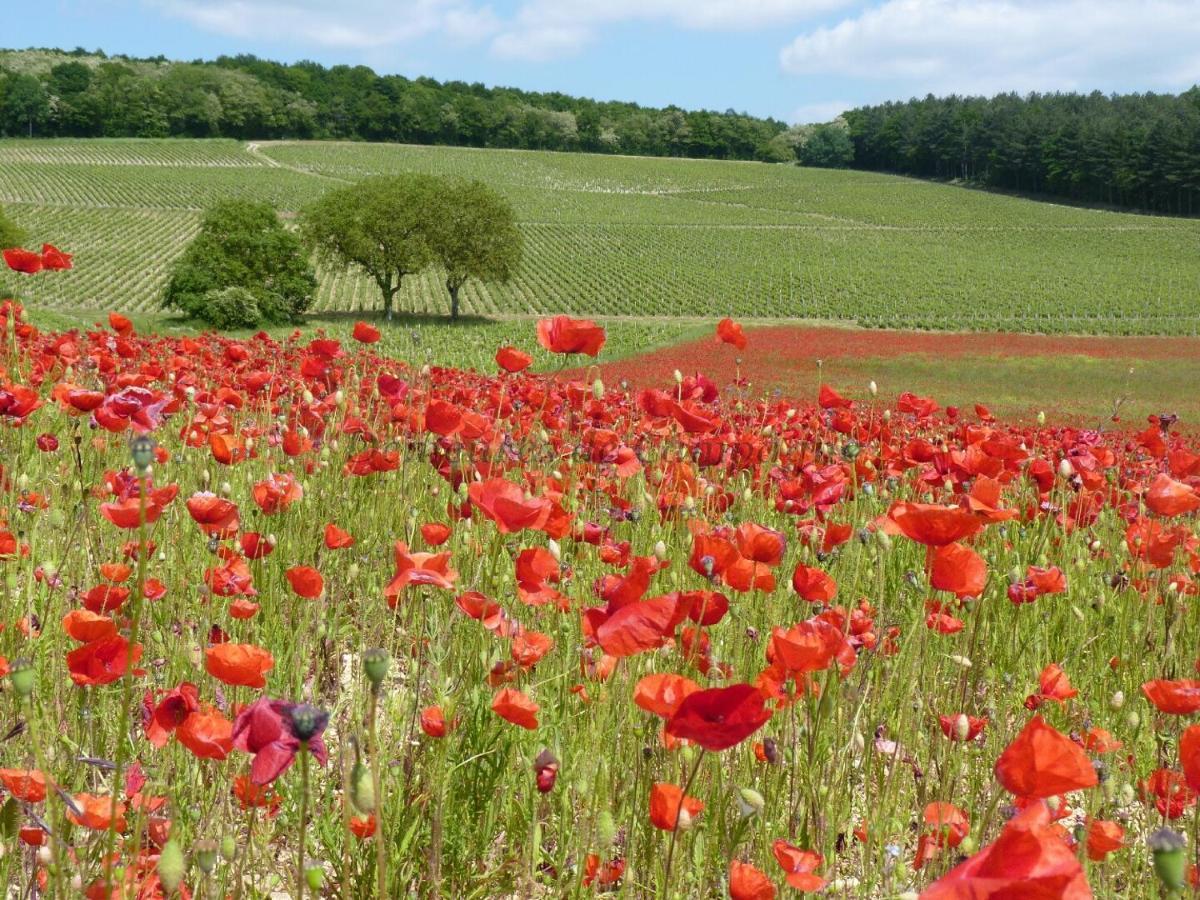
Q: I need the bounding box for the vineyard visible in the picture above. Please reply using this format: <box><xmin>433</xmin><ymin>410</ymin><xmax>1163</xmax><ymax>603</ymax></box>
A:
<box><xmin>1</xmin><ymin>138</ymin><xmax>1198</xmax><ymax>333</ymax></box>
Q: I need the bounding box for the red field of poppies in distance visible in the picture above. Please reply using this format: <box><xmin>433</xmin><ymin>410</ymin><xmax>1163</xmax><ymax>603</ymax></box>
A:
<box><xmin>3</xmin><ymin>249</ymin><xmax>1200</xmax><ymax>898</ymax></box>
<box><xmin>584</xmin><ymin>324</ymin><xmax>1200</xmax><ymax>426</ymax></box>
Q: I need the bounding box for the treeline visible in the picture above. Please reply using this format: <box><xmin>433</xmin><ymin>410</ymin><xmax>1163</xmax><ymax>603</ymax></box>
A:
<box><xmin>843</xmin><ymin>90</ymin><xmax>1200</xmax><ymax>215</ymax></box>
<box><xmin>0</xmin><ymin>47</ymin><xmax>788</xmax><ymax>161</ymax></box>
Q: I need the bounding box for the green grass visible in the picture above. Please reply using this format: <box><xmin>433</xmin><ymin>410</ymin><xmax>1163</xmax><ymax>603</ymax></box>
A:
<box><xmin>1</xmin><ymin>138</ymin><xmax>1198</xmax><ymax>333</ymax></box>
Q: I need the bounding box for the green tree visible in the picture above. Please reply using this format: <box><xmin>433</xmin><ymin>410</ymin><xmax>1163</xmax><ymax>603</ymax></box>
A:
<box><xmin>3</xmin><ymin>74</ymin><xmax>50</xmax><ymax>137</ymax></box>
<box><xmin>0</xmin><ymin>202</ymin><xmax>25</xmax><ymax>251</ymax></box>
<box><xmin>162</xmin><ymin>200</ymin><xmax>315</xmax><ymax>327</ymax></box>
<box><xmin>800</xmin><ymin>123</ymin><xmax>854</xmax><ymax>168</ymax></box>
<box><xmin>301</xmin><ymin>174</ymin><xmax>440</xmax><ymax>319</ymax></box>
<box><xmin>426</xmin><ymin>180</ymin><xmax>523</xmax><ymax>319</ymax></box>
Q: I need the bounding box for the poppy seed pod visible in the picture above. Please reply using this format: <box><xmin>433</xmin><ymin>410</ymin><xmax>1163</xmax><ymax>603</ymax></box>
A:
<box><xmin>1148</xmin><ymin>828</ymin><xmax>1186</xmax><ymax>889</ymax></box>
<box><xmin>286</xmin><ymin>703</ymin><xmax>329</xmax><ymax>742</ymax></box>
<box><xmin>129</xmin><ymin>435</ymin><xmax>156</xmax><ymax>472</ymax></box>
<box><xmin>194</xmin><ymin>839</ymin><xmax>219</xmax><ymax>875</ymax></box>
<box><xmin>363</xmin><ymin>648</ymin><xmax>390</xmax><ymax>689</ymax></box>
<box><xmin>220</xmin><ymin>834</ymin><xmax>237</xmax><ymax>861</ymax></box>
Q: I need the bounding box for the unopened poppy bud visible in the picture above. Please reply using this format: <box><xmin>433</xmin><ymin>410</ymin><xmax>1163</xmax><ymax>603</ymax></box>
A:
<box><xmin>1037</xmin><ymin>411</ymin><xmax>1046</xmax><ymax>425</ymax></box>
<box><xmin>1045</xmin><ymin>795</ymin><xmax>1059</xmax><ymax>813</ymax></box>
<box><xmin>157</xmin><ymin>839</ymin><xmax>185</xmax><ymax>892</ymax></box>
<box><xmin>1058</xmin><ymin>459</ymin><xmax>1073</xmax><ymax>478</ymax></box>
<box><xmin>194</xmin><ymin>839</ymin><xmax>219</xmax><ymax>874</ymax></box>
<box><xmin>676</xmin><ymin>808</ymin><xmax>694</xmax><ymax>831</ymax></box>
<box><xmin>348</xmin><ymin>563</ymin><xmax>360</xmax><ymax>580</ymax></box>
<box><xmin>350</xmin><ymin>758</ymin><xmax>375</xmax><ymax>813</ymax></box>
<box><xmin>1109</xmin><ymin>691</ymin><xmax>1125</xmax><ymax>710</ymax></box>
<box><xmin>592</xmin><ymin>379</ymin><xmax>604</xmax><ymax>400</ymax></box>
<box><xmin>302</xmin><ymin>389</ymin><xmax>314</xmax><ymax>405</ymax></box>
<box><xmin>334</xmin><ymin>390</ymin><xmax>344</xmax><ymax>405</ymax></box>
<box><xmin>534</xmin><ymin>749</ymin><xmax>559</xmax><ymax>793</ymax></box>
<box><xmin>220</xmin><ymin>834</ymin><xmax>237</xmax><ymax>861</ymax></box>
<box><xmin>201</xmin><ymin>468</ymin><xmax>211</xmax><ymax>486</ymax></box>
<box><xmin>37</xmin><ymin>845</ymin><xmax>51</xmax><ymax>865</ymax></box>
<box><xmin>673</xmin><ymin>370</ymin><xmax>683</xmax><ymax>384</ymax></box>
<box><xmin>1125</xmin><ymin>711</ymin><xmax>1140</xmax><ymax>730</ymax></box>
<box><xmin>305</xmin><ymin>865</ymin><xmax>324</xmax><ymax>891</ymax></box>
<box><xmin>882</xmin><ymin>409</ymin><xmax>891</xmax><ymax>422</ymax></box>
<box><xmin>1148</xmin><ymin>828</ymin><xmax>1187</xmax><ymax>889</ymax></box>
<box><xmin>1119</xmin><ymin>783</ymin><xmax>1136</xmax><ymax>805</ymax></box>
<box><xmin>654</xmin><ymin>540</ymin><xmax>667</xmax><ymax>560</ymax></box>
<box><xmin>949</xmin><ymin>655</ymin><xmax>972</xmax><ymax>668</ymax></box>
<box><xmin>220</xmin><ymin>481</ymin><xmax>232</xmax><ymax>497</ymax></box>
<box><xmin>363</xmin><ymin>648</ymin><xmax>390</xmax><ymax>689</ymax></box>
<box><xmin>735</xmin><ymin>787</ymin><xmax>765</xmax><ymax>818</ymax></box>
<box><xmin>597</xmin><ymin>810</ymin><xmax>617</xmax><ymax>846</ymax></box>
<box><xmin>9</xmin><ymin>659</ymin><xmax>34</xmax><ymax>698</ymax></box>
<box><xmin>868</xmin><ymin>380</ymin><xmax>877</xmax><ymax>396</ymax></box>
<box><xmin>547</xmin><ymin>539</ymin><xmax>561</xmax><ymax>562</ymax></box>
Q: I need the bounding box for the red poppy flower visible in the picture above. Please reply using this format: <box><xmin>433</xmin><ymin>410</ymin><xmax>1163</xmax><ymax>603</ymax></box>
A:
<box><xmin>186</xmin><ymin>492</ymin><xmax>241</xmax><ymax>536</ymax></box>
<box><xmin>1145</xmin><ymin>473</ymin><xmax>1200</xmax><ymax>517</ymax></box>
<box><xmin>285</xmin><ymin>565</ymin><xmax>324</xmax><ymax>599</ymax></box>
<box><xmin>1085</xmin><ymin>819</ymin><xmax>1125</xmax><ymax>861</ymax></box>
<box><xmin>1139</xmin><ymin>768</ymin><xmax>1195</xmax><ymax>819</ymax></box>
<box><xmin>729</xmin><ymin>860</ymin><xmax>776</xmax><ymax>900</ymax></box>
<box><xmin>496</xmin><ymin>346</ymin><xmax>533</xmax><ymax>373</ymax></box>
<box><xmin>232</xmin><ymin>697</ymin><xmax>328</xmax><ymax>785</ymax></box>
<box><xmin>922</xmin><ymin>801</ymin><xmax>1089</xmax><ymax>899</ymax></box>
<box><xmin>68</xmin><ymin>793</ymin><xmax>126</xmax><ymax>832</ymax></box>
<box><xmin>323</xmin><ymin>523</ymin><xmax>355</xmax><ymax>549</ymax></box>
<box><xmin>205</xmin><ymin>643</ymin><xmax>274</xmax><ymax>688</ymax></box>
<box><xmin>350</xmin><ymin>814</ymin><xmax>377</xmax><ymax>839</ymax></box>
<box><xmin>716</xmin><ymin>317</ymin><xmax>747</xmax><ymax>350</ymax></box>
<box><xmin>491</xmin><ymin>688</ymin><xmax>539</xmax><ymax>729</ymax></box>
<box><xmin>108</xmin><ymin>312</ymin><xmax>133</xmax><ymax>335</ymax></box>
<box><xmin>938</xmin><ymin>713</ymin><xmax>988</xmax><ymax>742</ymax></box>
<box><xmin>40</xmin><ymin>244</ymin><xmax>72</xmax><ymax>270</ymax></box>
<box><xmin>67</xmin><ymin>635</ymin><xmax>143</xmax><ymax>686</ymax></box>
<box><xmin>385</xmin><ymin>541</ymin><xmax>458</xmax><ymax>604</ymax></box>
<box><xmin>0</xmin><ymin>768</ymin><xmax>47</xmax><ymax>803</ymax></box>
<box><xmin>144</xmin><ymin>682</ymin><xmax>199</xmax><ymax>747</ymax></box>
<box><xmin>633</xmin><ymin>673</ymin><xmax>701</xmax><ymax>719</ymax></box>
<box><xmin>352</xmin><ymin>321</ymin><xmax>381</xmax><ymax>343</ymax></box>
<box><xmin>649</xmin><ymin>782</ymin><xmax>703</xmax><ymax>831</ymax></box>
<box><xmin>930</xmin><ymin>542</ymin><xmax>987</xmax><ymax>598</ymax></box>
<box><xmin>420</xmin><ymin>706</ymin><xmax>451</xmax><ymax>738</ymax></box>
<box><xmin>771</xmin><ymin>840</ymin><xmax>826</xmax><ymax>892</ymax></box>
<box><xmin>1142</xmin><ymin>679</ymin><xmax>1200</xmax><ymax>715</ymax></box>
<box><xmin>1181</xmin><ymin>725</ymin><xmax>1200</xmax><ymax>792</ymax></box>
<box><xmin>3</xmin><ymin>248</ymin><xmax>42</xmax><ymax>274</ymax></box>
<box><xmin>468</xmin><ymin>478</ymin><xmax>552</xmax><ymax>533</ymax></box>
<box><xmin>791</xmin><ymin>564</ymin><xmax>837</xmax><ymax>603</ymax></box>
<box><xmin>888</xmin><ymin>502</ymin><xmax>982</xmax><ymax>546</ymax></box>
<box><xmin>994</xmin><ymin>716</ymin><xmax>1098</xmax><ymax>799</ymax></box>
<box><xmin>596</xmin><ymin>594</ymin><xmax>685</xmax><ymax>657</ymax></box>
<box><xmin>536</xmin><ymin>315</ymin><xmax>606</xmax><ymax>356</ymax></box>
<box><xmin>177</xmin><ymin>706</ymin><xmax>234</xmax><ymax>760</ymax></box>
<box><xmin>420</xmin><ymin>522</ymin><xmax>452</xmax><ymax>546</ymax></box>
<box><xmin>665</xmin><ymin>684</ymin><xmax>771</xmax><ymax>752</ymax></box>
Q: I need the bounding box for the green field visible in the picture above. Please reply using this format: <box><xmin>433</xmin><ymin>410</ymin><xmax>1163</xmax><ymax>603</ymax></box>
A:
<box><xmin>1</xmin><ymin>137</ymin><xmax>1198</xmax><ymax>334</ymax></box>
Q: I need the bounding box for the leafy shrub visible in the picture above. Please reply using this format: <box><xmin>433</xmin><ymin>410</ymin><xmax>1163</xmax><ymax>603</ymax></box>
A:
<box><xmin>162</xmin><ymin>200</ymin><xmax>315</xmax><ymax>327</ymax></box>
<box><xmin>200</xmin><ymin>286</ymin><xmax>263</xmax><ymax>330</ymax></box>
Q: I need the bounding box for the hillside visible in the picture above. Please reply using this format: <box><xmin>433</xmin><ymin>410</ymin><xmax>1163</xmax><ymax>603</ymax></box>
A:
<box><xmin>1</xmin><ymin>138</ymin><xmax>1197</xmax><ymax>335</ymax></box>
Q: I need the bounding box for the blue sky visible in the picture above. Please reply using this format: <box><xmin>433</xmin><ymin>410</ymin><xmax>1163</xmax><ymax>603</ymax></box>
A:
<box><xmin>11</xmin><ymin>1</ymin><xmax>1200</xmax><ymax>122</ymax></box>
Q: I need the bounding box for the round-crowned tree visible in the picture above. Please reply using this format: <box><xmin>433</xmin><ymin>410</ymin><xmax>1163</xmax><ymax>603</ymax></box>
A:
<box><xmin>426</xmin><ymin>179</ymin><xmax>522</xmax><ymax>320</ymax></box>
<box><xmin>300</xmin><ymin>173</ymin><xmax>441</xmax><ymax>320</ymax></box>
<box><xmin>162</xmin><ymin>200</ymin><xmax>315</xmax><ymax>327</ymax></box>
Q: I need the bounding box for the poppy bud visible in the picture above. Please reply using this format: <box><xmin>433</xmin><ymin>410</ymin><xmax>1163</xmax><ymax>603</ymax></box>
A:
<box><xmin>547</xmin><ymin>539</ymin><xmax>561</xmax><ymax>562</ymax></box>
<box><xmin>1148</xmin><ymin>828</ymin><xmax>1186</xmax><ymax>889</ymax></box>
<box><xmin>350</xmin><ymin>758</ymin><xmax>375</xmax><ymax>814</ymax></box>
<box><xmin>868</xmin><ymin>380</ymin><xmax>877</xmax><ymax>396</ymax></box>
<box><xmin>875</xmin><ymin>530</ymin><xmax>891</xmax><ymax>551</ymax></box>
<box><xmin>1109</xmin><ymin>691</ymin><xmax>1124</xmax><ymax>710</ymax></box>
<box><xmin>592</xmin><ymin>379</ymin><xmax>604</xmax><ymax>400</ymax></box>
<box><xmin>597</xmin><ymin>810</ymin><xmax>617</xmax><ymax>846</ymax></box>
<box><xmin>952</xmin><ymin>714</ymin><xmax>970</xmax><ymax>742</ymax></box>
<box><xmin>305</xmin><ymin>865</ymin><xmax>324</xmax><ymax>891</ymax></box>
<box><xmin>534</xmin><ymin>749</ymin><xmax>559</xmax><ymax>793</ymax></box>
<box><xmin>1037</xmin><ymin>411</ymin><xmax>1046</xmax><ymax>425</ymax></box>
<box><xmin>654</xmin><ymin>541</ymin><xmax>667</xmax><ymax>560</ymax></box>
<box><xmin>673</xmin><ymin>370</ymin><xmax>683</xmax><ymax>384</ymax></box>
<box><xmin>220</xmin><ymin>481</ymin><xmax>232</xmax><ymax>497</ymax></box>
<box><xmin>37</xmin><ymin>845</ymin><xmax>51</xmax><ymax>865</ymax></box>
<box><xmin>9</xmin><ymin>659</ymin><xmax>34</xmax><ymax>699</ymax></box>
<box><xmin>194</xmin><ymin>839</ymin><xmax>219</xmax><ymax>875</ymax></box>
<box><xmin>363</xmin><ymin>648</ymin><xmax>390</xmax><ymax>690</ymax></box>
<box><xmin>735</xmin><ymin>787</ymin><xmax>764</xmax><ymax>818</ymax></box>
<box><xmin>882</xmin><ymin>409</ymin><xmax>891</xmax><ymax>422</ymax></box>
<box><xmin>157</xmin><ymin>839</ymin><xmax>185</xmax><ymax>892</ymax></box>
<box><xmin>220</xmin><ymin>834</ymin><xmax>237</xmax><ymax>861</ymax></box>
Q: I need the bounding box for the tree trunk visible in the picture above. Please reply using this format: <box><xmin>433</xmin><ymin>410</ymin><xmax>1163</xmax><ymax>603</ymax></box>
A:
<box><xmin>448</xmin><ymin>283</ymin><xmax>461</xmax><ymax>320</ymax></box>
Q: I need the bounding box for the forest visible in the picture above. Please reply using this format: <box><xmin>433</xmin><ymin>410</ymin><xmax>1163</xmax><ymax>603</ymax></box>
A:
<box><xmin>843</xmin><ymin>91</ymin><xmax>1200</xmax><ymax>215</ymax></box>
<box><xmin>2</xmin><ymin>48</ymin><xmax>1199</xmax><ymax>213</ymax></box>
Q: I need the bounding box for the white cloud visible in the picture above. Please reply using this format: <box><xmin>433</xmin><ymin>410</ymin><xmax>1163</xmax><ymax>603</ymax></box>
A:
<box><xmin>151</xmin><ymin>0</ymin><xmax>499</xmax><ymax>50</ymax></box>
<box><xmin>491</xmin><ymin>0</ymin><xmax>851</xmax><ymax>61</ymax></box>
<box><xmin>791</xmin><ymin>99</ymin><xmax>852</xmax><ymax>123</ymax></box>
<box><xmin>780</xmin><ymin>0</ymin><xmax>1200</xmax><ymax>96</ymax></box>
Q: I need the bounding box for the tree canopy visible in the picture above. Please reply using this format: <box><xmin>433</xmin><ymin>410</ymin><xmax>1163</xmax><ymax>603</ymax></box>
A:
<box><xmin>0</xmin><ymin>202</ymin><xmax>25</xmax><ymax>252</ymax></box>
<box><xmin>162</xmin><ymin>199</ymin><xmax>315</xmax><ymax>327</ymax></box>
<box><xmin>301</xmin><ymin>174</ymin><xmax>522</xmax><ymax>319</ymax></box>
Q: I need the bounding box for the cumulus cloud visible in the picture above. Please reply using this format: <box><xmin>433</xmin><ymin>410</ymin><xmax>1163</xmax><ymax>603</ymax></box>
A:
<box><xmin>791</xmin><ymin>99</ymin><xmax>852</xmax><ymax>123</ymax></box>
<box><xmin>779</xmin><ymin>0</ymin><xmax>1200</xmax><ymax>96</ymax></box>
<box><xmin>151</xmin><ymin>0</ymin><xmax>499</xmax><ymax>50</ymax></box>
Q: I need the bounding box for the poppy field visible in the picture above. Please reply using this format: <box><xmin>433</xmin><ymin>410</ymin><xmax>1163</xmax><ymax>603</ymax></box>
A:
<box><xmin>3</xmin><ymin>253</ymin><xmax>1200</xmax><ymax>900</ymax></box>
<box><xmin>3</xmin><ymin>138</ymin><xmax>1200</xmax><ymax>335</ymax></box>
